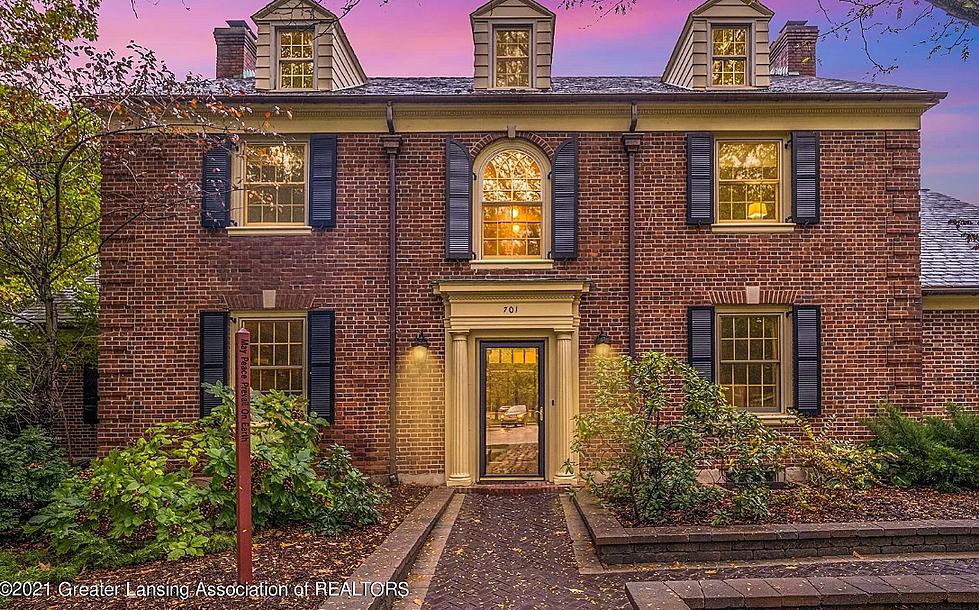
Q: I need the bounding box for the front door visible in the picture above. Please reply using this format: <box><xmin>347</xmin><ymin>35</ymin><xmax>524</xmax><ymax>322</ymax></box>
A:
<box><xmin>479</xmin><ymin>341</ymin><xmax>545</xmax><ymax>479</ymax></box>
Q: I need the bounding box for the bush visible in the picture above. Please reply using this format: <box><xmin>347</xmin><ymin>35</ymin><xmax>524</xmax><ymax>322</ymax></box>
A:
<box><xmin>0</xmin><ymin>428</ymin><xmax>71</xmax><ymax>534</ymax></box>
<box><xmin>571</xmin><ymin>352</ymin><xmax>781</xmax><ymax>525</ymax></box>
<box><xmin>29</xmin><ymin>385</ymin><xmax>386</xmax><ymax>566</ymax></box>
<box><xmin>865</xmin><ymin>402</ymin><xmax>979</xmax><ymax>491</ymax></box>
<box><xmin>787</xmin><ymin>415</ymin><xmax>886</xmax><ymax>490</ymax></box>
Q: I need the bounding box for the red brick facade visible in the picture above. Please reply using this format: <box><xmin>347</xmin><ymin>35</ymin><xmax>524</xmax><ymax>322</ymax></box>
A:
<box><xmin>95</xmin><ymin>126</ymin><xmax>941</xmax><ymax>477</ymax></box>
<box><xmin>923</xmin><ymin>310</ymin><xmax>979</xmax><ymax>410</ymax></box>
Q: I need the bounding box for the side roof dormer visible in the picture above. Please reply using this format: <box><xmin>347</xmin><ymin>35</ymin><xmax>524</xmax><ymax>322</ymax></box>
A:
<box><xmin>251</xmin><ymin>0</ymin><xmax>366</xmax><ymax>92</ymax></box>
<box><xmin>471</xmin><ymin>0</ymin><xmax>555</xmax><ymax>91</ymax></box>
<box><xmin>663</xmin><ymin>0</ymin><xmax>774</xmax><ymax>90</ymax></box>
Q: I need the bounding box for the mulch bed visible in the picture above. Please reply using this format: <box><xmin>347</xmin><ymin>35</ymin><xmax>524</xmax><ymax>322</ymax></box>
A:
<box><xmin>8</xmin><ymin>484</ymin><xmax>430</xmax><ymax>610</ymax></box>
<box><xmin>617</xmin><ymin>486</ymin><xmax>979</xmax><ymax>528</ymax></box>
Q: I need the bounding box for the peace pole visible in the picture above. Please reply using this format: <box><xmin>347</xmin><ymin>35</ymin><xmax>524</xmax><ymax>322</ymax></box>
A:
<box><xmin>234</xmin><ymin>327</ymin><xmax>254</xmax><ymax>584</ymax></box>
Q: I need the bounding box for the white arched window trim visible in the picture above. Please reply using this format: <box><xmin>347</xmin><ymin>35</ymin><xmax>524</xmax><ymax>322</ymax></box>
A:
<box><xmin>471</xmin><ymin>140</ymin><xmax>553</xmax><ymax>270</ymax></box>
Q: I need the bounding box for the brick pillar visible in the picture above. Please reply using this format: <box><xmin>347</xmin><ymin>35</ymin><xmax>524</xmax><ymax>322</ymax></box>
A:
<box><xmin>214</xmin><ymin>20</ymin><xmax>256</xmax><ymax>80</ymax></box>
<box><xmin>771</xmin><ymin>20</ymin><xmax>819</xmax><ymax>77</ymax></box>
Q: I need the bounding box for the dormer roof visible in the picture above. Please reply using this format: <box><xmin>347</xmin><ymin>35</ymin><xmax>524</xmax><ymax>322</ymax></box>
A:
<box><xmin>470</xmin><ymin>0</ymin><xmax>556</xmax><ymax>91</ymax></box>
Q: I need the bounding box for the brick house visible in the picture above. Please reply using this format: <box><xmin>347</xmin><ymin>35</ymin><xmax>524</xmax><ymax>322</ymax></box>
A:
<box><xmin>95</xmin><ymin>0</ymin><xmax>970</xmax><ymax>486</ymax></box>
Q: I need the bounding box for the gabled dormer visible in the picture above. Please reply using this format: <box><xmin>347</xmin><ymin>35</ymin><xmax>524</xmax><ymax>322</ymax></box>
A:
<box><xmin>251</xmin><ymin>0</ymin><xmax>366</xmax><ymax>92</ymax></box>
<box><xmin>470</xmin><ymin>0</ymin><xmax>555</xmax><ymax>91</ymax></box>
<box><xmin>663</xmin><ymin>0</ymin><xmax>774</xmax><ymax>90</ymax></box>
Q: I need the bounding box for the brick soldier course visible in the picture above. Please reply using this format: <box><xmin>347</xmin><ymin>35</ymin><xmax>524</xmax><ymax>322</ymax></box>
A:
<box><xmin>88</xmin><ymin>0</ymin><xmax>976</xmax><ymax>486</ymax></box>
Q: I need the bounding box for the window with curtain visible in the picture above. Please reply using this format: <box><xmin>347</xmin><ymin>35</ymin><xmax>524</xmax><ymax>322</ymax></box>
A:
<box><xmin>711</xmin><ymin>27</ymin><xmax>748</xmax><ymax>86</ymax></box>
<box><xmin>278</xmin><ymin>29</ymin><xmax>314</xmax><ymax>89</ymax></box>
<box><xmin>480</xmin><ymin>149</ymin><xmax>544</xmax><ymax>258</ymax></box>
<box><xmin>242</xmin><ymin>143</ymin><xmax>307</xmax><ymax>225</ymax></box>
<box><xmin>717</xmin><ymin>140</ymin><xmax>780</xmax><ymax>222</ymax></box>
<box><xmin>494</xmin><ymin>28</ymin><xmax>531</xmax><ymax>88</ymax></box>
<box><xmin>241</xmin><ymin>318</ymin><xmax>305</xmax><ymax>394</ymax></box>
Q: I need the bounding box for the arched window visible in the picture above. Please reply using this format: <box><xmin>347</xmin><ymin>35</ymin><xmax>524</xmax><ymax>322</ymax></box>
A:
<box><xmin>476</xmin><ymin>143</ymin><xmax>548</xmax><ymax>260</ymax></box>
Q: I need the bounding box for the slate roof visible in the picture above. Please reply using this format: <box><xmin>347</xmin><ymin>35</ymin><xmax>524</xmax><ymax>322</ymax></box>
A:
<box><xmin>203</xmin><ymin>74</ymin><xmax>939</xmax><ymax>100</ymax></box>
<box><xmin>920</xmin><ymin>190</ymin><xmax>979</xmax><ymax>291</ymax></box>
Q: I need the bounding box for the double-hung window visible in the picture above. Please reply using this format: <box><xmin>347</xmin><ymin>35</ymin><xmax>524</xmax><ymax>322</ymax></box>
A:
<box><xmin>494</xmin><ymin>27</ymin><xmax>532</xmax><ymax>88</ymax></box>
<box><xmin>711</xmin><ymin>26</ymin><xmax>749</xmax><ymax>86</ymax></box>
<box><xmin>717</xmin><ymin>140</ymin><xmax>781</xmax><ymax>223</ymax></box>
<box><xmin>478</xmin><ymin>145</ymin><xmax>546</xmax><ymax>259</ymax></box>
<box><xmin>278</xmin><ymin>28</ymin><xmax>314</xmax><ymax>90</ymax></box>
<box><xmin>239</xmin><ymin>317</ymin><xmax>306</xmax><ymax>395</ymax></box>
<box><xmin>241</xmin><ymin>142</ymin><xmax>307</xmax><ymax>226</ymax></box>
<box><xmin>717</xmin><ymin>312</ymin><xmax>787</xmax><ymax>413</ymax></box>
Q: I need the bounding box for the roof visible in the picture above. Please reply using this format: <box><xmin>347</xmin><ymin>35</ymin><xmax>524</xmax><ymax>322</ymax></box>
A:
<box><xmin>690</xmin><ymin>0</ymin><xmax>774</xmax><ymax>18</ymax></box>
<box><xmin>471</xmin><ymin>0</ymin><xmax>555</xmax><ymax>19</ymax></box>
<box><xmin>202</xmin><ymin>74</ymin><xmax>941</xmax><ymax>101</ymax></box>
<box><xmin>920</xmin><ymin>190</ymin><xmax>979</xmax><ymax>292</ymax></box>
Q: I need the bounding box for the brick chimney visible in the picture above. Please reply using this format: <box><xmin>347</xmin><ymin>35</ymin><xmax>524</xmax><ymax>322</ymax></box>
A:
<box><xmin>214</xmin><ymin>20</ymin><xmax>256</xmax><ymax>80</ymax></box>
<box><xmin>771</xmin><ymin>20</ymin><xmax>819</xmax><ymax>77</ymax></box>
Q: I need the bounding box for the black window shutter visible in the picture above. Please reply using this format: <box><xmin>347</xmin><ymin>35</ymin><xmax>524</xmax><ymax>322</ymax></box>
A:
<box><xmin>445</xmin><ymin>139</ymin><xmax>473</xmax><ymax>260</ymax></box>
<box><xmin>201</xmin><ymin>139</ymin><xmax>233</xmax><ymax>229</ymax></box>
<box><xmin>309</xmin><ymin>134</ymin><xmax>339</xmax><ymax>229</ymax></box>
<box><xmin>686</xmin><ymin>133</ymin><xmax>715</xmax><ymax>225</ymax></box>
<box><xmin>794</xmin><ymin>305</ymin><xmax>822</xmax><ymax>416</ymax></box>
<box><xmin>199</xmin><ymin>312</ymin><xmax>229</xmax><ymax>417</ymax></box>
<box><xmin>82</xmin><ymin>364</ymin><xmax>99</xmax><ymax>425</ymax></box>
<box><xmin>551</xmin><ymin>137</ymin><xmax>579</xmax><ymax>260</ymax></box>
<box><xmin>792</xmin><ymin>132</ymin><xmax>820</xmax><ymax>224</ymax></box>
<box><xmin>687</xmin><ymin>306</ymin><xmax>715</xmax><ymax>382</ymax></box>
<box><xmin>307</xmin><ymin>310</ymin><xmax>336</xmax><ymax>422</ymax></box>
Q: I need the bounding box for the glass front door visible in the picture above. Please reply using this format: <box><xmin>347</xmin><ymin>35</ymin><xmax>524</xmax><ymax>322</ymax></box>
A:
<box><xmin>480</xmin><ymin>341</ymin><xmax>545</xmax><ymax>478</ymax></box>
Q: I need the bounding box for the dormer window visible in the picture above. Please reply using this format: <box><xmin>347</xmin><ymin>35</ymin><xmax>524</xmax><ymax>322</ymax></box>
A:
<box><xmin>494</xmin><ymin>27</ymin><xmax>532</xmax><ymax>89</ymax></box>
<box><xmin>711</xmin><ymin>26</ymin><xmax>749</xmax><ymax>86</ymax></box>
<box><xmin>278</xmin><ymin>28</ymin><xmax>314</xmax><ymax>89</ymax></box>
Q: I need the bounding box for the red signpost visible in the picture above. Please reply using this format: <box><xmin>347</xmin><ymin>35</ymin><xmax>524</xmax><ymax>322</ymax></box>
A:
<box><xmin>234</xmin><ymin>327</ymin><xmax>254</xmax><ymax>584</ymax></box>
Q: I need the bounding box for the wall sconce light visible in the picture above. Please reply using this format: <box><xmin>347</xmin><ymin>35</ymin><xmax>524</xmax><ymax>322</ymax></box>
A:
<box><xmin>594</xmin><ymin>330</ymin><xmax>612</xmax><ymax>357</ymax></box>
<box><xmin>412</xmin><ymin>332</ymin><xmax>429</xmax><ymax>349</ymax></box>
<box><xmin>410</xmin><ymin>331</ymin><xmax>430</xmax><ymax>364</ymax></box>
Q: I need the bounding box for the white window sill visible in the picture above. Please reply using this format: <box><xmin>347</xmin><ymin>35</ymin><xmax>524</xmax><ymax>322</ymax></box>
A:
<box><xmin>469</xmin><ymin>259</ymin><xmax>554</xmax><ymax>271</ymax></box>
<box><xmin>756</xmin><ymin>413</ymin><xmax>798</xmax><ymax>427</ymax></box>
<box><xmin>711</xmin><ymin>223</ymin><xmax>796</xmax><ymax>234</ymax></box>
<box><xmin>227</xmin><ymin>225</ymin><xmax>313</xmax><ymax>236</ymax></box>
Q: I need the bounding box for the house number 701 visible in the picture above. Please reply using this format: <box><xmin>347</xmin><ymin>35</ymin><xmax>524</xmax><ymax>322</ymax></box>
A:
<box><xmin>502</xmin><ymin>305</ymin><xmax>519</xmax><ymax>314</ymax></box>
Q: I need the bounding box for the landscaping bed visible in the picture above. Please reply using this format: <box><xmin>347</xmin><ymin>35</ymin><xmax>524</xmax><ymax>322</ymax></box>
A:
<box><xmin>4</xmin><ymin>484</ymin><xmax>430</xmax><ymax>610</ymax></box>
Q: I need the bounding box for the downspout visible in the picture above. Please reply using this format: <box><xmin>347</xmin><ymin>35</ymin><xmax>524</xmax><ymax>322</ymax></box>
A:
<box><xmin>381</xmin><ymin>101</ymin><xmax>402</xmax><ymax>485</ymax></box>
<box><xmin>622</xmin><ymin>102</ymin><xmax>642</xmax><ymax>359</ymax></box>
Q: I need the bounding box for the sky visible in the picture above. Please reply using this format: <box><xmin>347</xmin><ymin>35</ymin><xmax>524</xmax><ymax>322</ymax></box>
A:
<box><xmin>96</xmin><ymin>0</ymin><xmax>978</xmax><ymax>202</ymax></box>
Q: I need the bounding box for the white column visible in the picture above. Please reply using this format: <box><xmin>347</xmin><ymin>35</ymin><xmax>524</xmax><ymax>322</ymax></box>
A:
<box><xmin>553</xmin><ymin>331</ymin><xmax>576</xmax><ymax>485</ymax></box>
<box><xmin>446</xmin><ymin>330</ymin><xmax>472</xmax><ymax>487</ymax></box>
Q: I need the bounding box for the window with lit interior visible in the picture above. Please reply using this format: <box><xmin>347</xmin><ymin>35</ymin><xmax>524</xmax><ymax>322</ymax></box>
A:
<box><xmin>240</xmin><ymin>318</ymin><xmax>305</xmax><ymax>395</ymax></box>
<box><xmin>718</xmin><ymin>313</ymin><xmax>783</xmax><ymax>413</ymax></box>
<box><xmin>494</xmin><ymin>27</ymin><xmax>531</xmax><ymax>88</ymax></box>
<box><xmin>711</xmin><ymin>27</ymin><xmax>748</xmax><ymax>86</ymax></box>
<box><xmin>717</xmin><ymin>140</ymin><xmax>780</xmax><ymax>222</ymax></box>
<box><xmin>278</xmin><ymin>29</ymin><xmax>314</xmax><ymax>89</ymax></box>
<box><xmin>479</xmin><ymin>147</ymin><xmax>545</xmax><ymax>259</ymax></box>
<box><xmin>242</xmin><ymin>143</ymin><xmax>306</xmax><ymax>226</ymax></box>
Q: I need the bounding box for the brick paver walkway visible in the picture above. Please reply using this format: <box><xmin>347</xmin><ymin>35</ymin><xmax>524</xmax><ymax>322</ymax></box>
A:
<box><xmin>419</xmin><ymin>491</ymin><xmax>979</xmax><ymax>609</ymax></box>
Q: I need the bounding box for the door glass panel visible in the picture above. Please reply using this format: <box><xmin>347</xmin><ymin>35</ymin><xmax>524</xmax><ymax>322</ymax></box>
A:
<box><xmin>483</xmin><ymin>344</ymin><xmax>542</xmax><ymax>477</ymax></box>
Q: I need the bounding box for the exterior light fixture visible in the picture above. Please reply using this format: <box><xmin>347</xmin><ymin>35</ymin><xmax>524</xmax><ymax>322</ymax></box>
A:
<box><xmin>412</xmin><ymin>332</ymin><xmax>429</xmax><ymax>349</ymax></box>
<box><xmin>593</xmin><ymin>330</ymin><xmax>612</xmax><ymax>357</ymax></box>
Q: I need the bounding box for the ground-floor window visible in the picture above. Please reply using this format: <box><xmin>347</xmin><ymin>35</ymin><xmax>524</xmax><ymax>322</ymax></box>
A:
<box><xmin>238</xmin><ymin>317</ymin><xmax>305</xmax><ymax>394</ymax></box>
<box><xmin>717</xmin><ymin>310</ymin><xmax>789</xmax><ymax>414</ymax></box>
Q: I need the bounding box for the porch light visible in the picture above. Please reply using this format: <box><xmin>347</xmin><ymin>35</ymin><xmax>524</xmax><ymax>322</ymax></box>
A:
<box><xmin>412</xmin><ymin>332</ymin><xmax>430</xmax><ymax>349</ymax></box>
<box><xmin>410</xmin><ymin>331</ymin><xmax>430</xmax><ymax>364</ymax></box>
<box><xmin>594</xmin><ymin>330</ymin><xmax>612</xmax><ymax>357</ymax></box>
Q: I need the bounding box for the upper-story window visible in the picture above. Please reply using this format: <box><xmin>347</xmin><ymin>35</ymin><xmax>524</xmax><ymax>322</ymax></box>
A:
<box><xmin>717</xmin><ymin>140</ymin><xmax>781</xmax><ymax>223</ymax></box>
<box><xmin>278</xmin><ymin>28</ymin><xmax>314</xmax><ymax>89</ymax></box>
<box><xmin>711</xmin><ymin>26</ymin><xmax>749</xmax><ymax>86</ymax></box>
<box><xmin>242</xmin><ymin>142</ymin><xmax>307</xmax><ymax>226</ymax></box>
<box><xmin>477</xmin><ymin>144</ymin><xmax>547</xmax><ymax>259</ymax></box>
<box><xmin>494</xmin><ymin>27</ymin><xmax>532</xmax><ymax>88</ymax></box>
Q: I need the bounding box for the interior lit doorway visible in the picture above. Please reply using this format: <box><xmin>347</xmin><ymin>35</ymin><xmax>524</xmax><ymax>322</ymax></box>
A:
<box><xmin>479</xmin><ymin>341</ymin><xmax>545</xmax><ymax>479</ymax></box>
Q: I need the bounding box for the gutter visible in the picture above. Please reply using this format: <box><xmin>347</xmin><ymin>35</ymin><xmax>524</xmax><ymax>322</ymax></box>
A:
<box><xmin>380</xmin><ymin>106</ymin><xmax>402</xmax><ymax>485</ymax></box>
<box><xmin>922</xmin><ymin>286</ymin><xmax>979</xmax><ymax>295</ymax></box>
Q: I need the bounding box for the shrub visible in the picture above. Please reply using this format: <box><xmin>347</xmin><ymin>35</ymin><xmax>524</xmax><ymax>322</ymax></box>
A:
<box><xmin>787</xmin><ymin>415</ymin><xmax>886</xmax><ymax>490</ymax></box>
<box><xmin>865</xmin><ymin>402</ymin><xmax>979</xmax><ymax>491</ymax></box>
<box><xmin>29</xmin><ymin>385</ymin><xmax>386</xmax><ymax>565</ymax></box>
<box><xmin>0</xmin><ymin>428</ymin><xmax>71</xmax><ymax>534</ymax></box>
<box><xmin>571</xmin><ymin>352</ymin><xmax>781</xmax><ymax>525</ymax></box>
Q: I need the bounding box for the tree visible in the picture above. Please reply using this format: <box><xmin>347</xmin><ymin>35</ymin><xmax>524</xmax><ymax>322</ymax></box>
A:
<box><xmin>0</xmin><ymin>0</ymin><xmax>259</xmax><ymax>454</ymax></box>
<box><xmin>561</xmin><ymin>0</ymin><xmax>974</xmax><ymax>73</ymax></box>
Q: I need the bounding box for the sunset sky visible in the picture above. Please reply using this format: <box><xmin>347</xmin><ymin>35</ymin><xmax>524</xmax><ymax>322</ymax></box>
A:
<box><xmin>96</xmin><ymin>0</ymin><xmax>978</xmax><ymax>202</ymax></box>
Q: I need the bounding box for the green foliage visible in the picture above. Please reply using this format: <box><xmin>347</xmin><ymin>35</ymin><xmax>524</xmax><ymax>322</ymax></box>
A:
<box><xmin>787</xmin><ymin>415</ymin><xmax>886</xmax><ymax>490</ymax></box>
<box><xmin>865</xmin><ymin>402</ymin><xmax>979</xmax><ymax>491</ymax></box>
<box><xmin>0</xmin><ymin>546</ymin><xmax>82</xmax><ymax>606</ymax></box>
<box><xmin>571</xmin><ymin>352</ymin><xmax>780</xmax><ymax>525</ymax></box>
<box><xmin>0</xmin><ymin>428</ymin><xmax>71</xmax><ymax>533</ymax></box>
<box><xmin>29</xmin><ymin>385</ymin><xmax>385</xmax><ymax>566</ymax></box>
